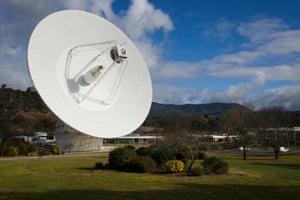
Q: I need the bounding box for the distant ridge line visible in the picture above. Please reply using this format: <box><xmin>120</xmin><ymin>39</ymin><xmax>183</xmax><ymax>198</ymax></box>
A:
<box><xmin>149</xmin><ymin>102</ymin><xmax>245</xmax><ymax>117</ymax></box>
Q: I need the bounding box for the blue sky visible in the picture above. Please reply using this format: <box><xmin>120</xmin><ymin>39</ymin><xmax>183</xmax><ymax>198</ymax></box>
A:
<box><xmin>1</xmin><ymin>0</ymin><xmax>300</xmax><ymax>110</ymax></box>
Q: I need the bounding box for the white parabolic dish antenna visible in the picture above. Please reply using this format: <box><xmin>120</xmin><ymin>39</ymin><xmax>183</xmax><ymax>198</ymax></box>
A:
<box><xmin>27</xmin><ymin>10</ymin><xmax>152</xmax><ymax>138</ymax></box>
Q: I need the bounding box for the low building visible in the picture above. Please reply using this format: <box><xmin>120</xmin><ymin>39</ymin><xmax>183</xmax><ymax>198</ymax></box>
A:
<box><xmin>103</xmin><ymin>133</ymin><xmax>163</xmax><ymax>145</ymax></box>
<box><xmin>203</xmin><ymin>134</ymin><xmax>238</xmax><ymax>143</ymax></box>
<box><xmin>32</xmin><ymin>132</ymin><xmax>56</xmax><ymax>145</ymax></box>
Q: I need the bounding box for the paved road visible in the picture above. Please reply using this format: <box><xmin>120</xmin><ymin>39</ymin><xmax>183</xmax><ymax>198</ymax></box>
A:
<box><xmin>1</xmin><ymin>148</ymin><xmax>299</xmax><ymax>162</ymax></box>
<box><xmin>0</xmin><ymin>152</ymin><xmax>108</xmax><ymax>162</ymax></box>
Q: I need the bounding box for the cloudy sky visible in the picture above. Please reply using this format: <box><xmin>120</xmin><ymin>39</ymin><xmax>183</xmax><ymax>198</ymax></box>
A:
<box><xmin>1</xmin><ymin>0</ymin><xmax>300</xmax><ymax>110</ymax></box>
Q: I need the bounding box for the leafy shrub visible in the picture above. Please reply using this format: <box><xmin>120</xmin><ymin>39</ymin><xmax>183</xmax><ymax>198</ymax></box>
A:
<box><xmin>190</xmin><ymin>167</ymin><xmax>204</xmax><ymax>176</ymax></box>
<box><xmin>131</xmin><ymin>155</ymin><xmax>157</xmax><ymax>172</ymax></box>
<box><xmin>51</xmin><ymin>146</ymin><xmax>60</xmax><ymax>155</ymax></box>
<box><xmin>38</xmin><ymin>150</ymin><xmax>48</xmax><ymax>156</ymax></box>
<box><xmin>166</xmin><ymin>160</ymin><xmax>184</xmax><ymax>173</ymax></box>
<box><xmin>6</xmin><ymin>146</ymin><xmax>18</xmax><ymax>156</ymax></box>
<box><xmin>27</xmin><ymin>144</ymin><xmax>37</xmax><ymax>154</ymax></box>
<box><xmin>136</xmin><ymin>147</ymin><xmax>152</xmax><ymax>156</ymax></box>
<box><xmin>150</xmin><ymin>145</ymin><xmax>176</xmax><ymax>167</ymax></box>
<box><xmin>18</xmin><ymin>143</ymin><xmax>28</xmax><ymax>155</ymax></box>
<box><xmin>108</xmin><ymin>145</ymin><xmax>137</xmax><ymax>170</ymax></box>
<box><xmin>202</xmin><ymin>157</ymin><xmax>229</xmax><ymax>174</ymax></box>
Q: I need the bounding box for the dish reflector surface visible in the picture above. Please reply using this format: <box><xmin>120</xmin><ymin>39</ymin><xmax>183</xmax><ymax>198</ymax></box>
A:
<box><xmin>27</xmin><ymin>10</ymin><xmax>152</xmax><ymax>138</ymax></box>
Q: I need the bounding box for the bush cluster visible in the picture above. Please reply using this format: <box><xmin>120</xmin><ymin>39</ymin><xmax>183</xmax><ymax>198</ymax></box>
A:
<box><xmin>102</xmin><ymin>145</ymin><xmax>229</xmax><ymax>175</ymax></box>
<box><xmin>0</xmin><ymin>142</ymin><xmax>37</xmax><ymax>157</ymax></box>
<box><xmin>132</xmin><ymin>155</ymin><xmax>157</xmax><ymax>172</ymax></box>
<box><xmin>202</xmin><ymin>157</ymin><xmax>229</xmax><ymax>174</ymax></box>
<box><xmin>190</xmin><ymin>167</ymin><xmax>204</xmax><ymax>176</ymax></box>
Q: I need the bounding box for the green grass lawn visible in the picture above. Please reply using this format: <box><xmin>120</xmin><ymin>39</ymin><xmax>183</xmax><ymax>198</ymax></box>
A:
<box><xmin>0</xmin><ymin>153</ymin><xmax>299</xmax><ymax>200</ymax></box>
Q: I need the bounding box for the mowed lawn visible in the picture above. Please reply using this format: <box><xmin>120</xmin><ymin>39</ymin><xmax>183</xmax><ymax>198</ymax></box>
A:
<box><xmin>0</xmin><ymin>153</ymin><xmax>299</xmax><ymax>200</ymax></box>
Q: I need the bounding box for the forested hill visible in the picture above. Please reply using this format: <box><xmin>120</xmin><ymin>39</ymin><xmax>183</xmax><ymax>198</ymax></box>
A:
<box><xmin>149</xmin><ymin>102</ymin><xmax>245</xmax><ymax>118</ymax></box>
<box><xmin>0</xmin><ymin>87</ymin><xmax>58</xmax><ymax>136</ymax></box>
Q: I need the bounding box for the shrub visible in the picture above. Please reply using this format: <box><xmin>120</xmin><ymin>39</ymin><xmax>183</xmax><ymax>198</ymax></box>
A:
<box><xmin>131</xmin><ymin>156</ymin><xmax>157</xmax><ymax>172</ymax></box>
<box><xmin>202</xmin><ymin>157</ymin><xmax>229</xmax><ymax>174</ymax></box>
<box><xmin>108</xmin><ymin>145</ymin><xmax>137</xmax><ymax>170</ymax></box>
<box><xmin>136</xmin><ymin>147</ymin><xmax>152</xmax><ymax>156</ymax></box>
<box><xmin>150</xmin><ymin>145</ymin><xmax>176</xmax><ymax>167</ymax></box>
<box><xmin>190</xmin><ymin>167</ymin><xmax>204</xmax><ymax>176</ymax></box>
<box><xmin>38</xmin><ymin>150</ymin><xmax>48</xmax><ymax>156</ymax></box>
<box><xmin>6</xmin><ymin>146</ymin><xmax>18</xmax><ymax>156</ymax></box>
<box><xmin>18</xmin><ymin>143</ymin><xmax>28</xmax><ymax>155</ymax></box>
<box><xmin>27</xmin><ymin>144</ymin><xmax>37</xmax><ymax>154</ymax></box>
<box><xmin>51</xmin><ymin>146</ymin><xmax>60</xmax><ymax>155</ymax></box>
<box><xmin>166</xmin><ymin>160</ymin><xmax>184</xmax><ymax>173</ymax></box>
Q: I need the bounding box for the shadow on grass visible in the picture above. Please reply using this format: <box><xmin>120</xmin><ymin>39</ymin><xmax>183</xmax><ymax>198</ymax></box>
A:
<box><xmin>1</xmin><ymin>184</ymin><xmax>299</xmax><ymax>200</ymax></box>
<box><xmin>251</xmin><ymin>162</ymin><xmax>300</xmax><ymax>170</ymax></box>
<box><xmin>77</xmin><ymin>167</ymin><xmax>95</xmax><ymax>171</ymax></box>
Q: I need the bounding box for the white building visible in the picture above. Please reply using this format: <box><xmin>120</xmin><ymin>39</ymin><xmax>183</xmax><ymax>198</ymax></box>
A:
<box><xmin>32</xmin><ymin>132</ymin><xmax>56</xmax><ymax>145</ymax></box>
<box><xmin>104</xmin><ymin>133</ymin><xmax>163</xmax><ymax>145</ymax></box>
<box><xmin>203</xmin><ymin>134</ymin><xmax>238</xmax><ymax>143</ymax></box>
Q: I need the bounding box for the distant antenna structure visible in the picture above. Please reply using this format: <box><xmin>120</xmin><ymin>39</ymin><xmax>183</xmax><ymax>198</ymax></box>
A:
<box><xmin>27</xmin><ymin>10</ymin><xmax>152</xmax><ymax>138</ymax></box>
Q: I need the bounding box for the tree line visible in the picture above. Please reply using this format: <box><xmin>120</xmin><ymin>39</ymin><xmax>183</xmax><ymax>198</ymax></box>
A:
<box><xmin>144</xmin><ymin>105</ymin><xmax>300</xmax><ymax>160</ymax></box>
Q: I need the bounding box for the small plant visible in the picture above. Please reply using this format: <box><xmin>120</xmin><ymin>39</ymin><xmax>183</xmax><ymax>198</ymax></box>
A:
<box><xmin>27</xmin><ymin>144</ymin><xmax>37</xmax><ymax>154</ymax></box>
<box><xmin>143</xmin><ymin>143</ymin><xmax>176</xmax><ymax>168</ymax></box>
<box><xmin>190</xmin><ymin>167</ymin><xmax>204</xmax><ymax>176</ymax></box>
<box><xmin>166</xmin><ymin>160</ymin><xmax>184</xmax><ymax>173</ymax></box>
<box><xmin>202</xmin><ymin>157</ymin><xmax>229</xmax><ymax>174</ymax></box>
<box><xmin>131</xmin><ymin>155</ymin><xmax>157</xmax><ymax>172</ymax></box>
<box><xmin>38</xmin><ymin>150</ymin><xmax>48</xmax><ymax>156</ymax></box>
<box><xmin>18</xmin><ymin>143</ymin><xmax>28</xmax><ymax>155</ymax></box>
<box><xmin>50</xmin><ymin>146</ymin><xmax>60</xmax><ymax>155</ymax></box>
<box><xmin>6</xmin><ymin>146</ymin><xmax>18</xmax><ymax>156</ymax></box>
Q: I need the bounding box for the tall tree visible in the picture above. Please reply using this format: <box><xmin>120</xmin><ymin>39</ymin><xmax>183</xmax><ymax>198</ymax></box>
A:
<box><xmin>221</xmin><ymin>106</ymin><xmax>254</xmax><ymax>160</ymax></box>
<box><xmin>258</xmin><ymin>107</ymin><xmax>290</xmax><ymax>159</ymax></box>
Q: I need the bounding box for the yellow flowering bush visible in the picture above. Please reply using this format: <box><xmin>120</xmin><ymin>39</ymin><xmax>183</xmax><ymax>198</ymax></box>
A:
<box><xmin>166</xmin><ymin>160</ymin><xmax>184</xmax><ymax>173</ymax></box>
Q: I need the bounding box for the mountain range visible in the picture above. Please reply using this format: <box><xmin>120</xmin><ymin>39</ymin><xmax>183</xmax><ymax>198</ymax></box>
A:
<box><xmin>149</xmin><ymin>102</ymin><xmax>244</xmax><ymax>118</ymax></box>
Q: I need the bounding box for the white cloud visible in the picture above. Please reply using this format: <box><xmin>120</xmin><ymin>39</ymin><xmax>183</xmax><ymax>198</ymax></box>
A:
<box><xmin>0</xmin><ymin>25</ymin><xmax>21</xmax><ymax>57</ymax></box>
<box><xmin>153</xmin><ymin>84</ymin><xmax>207</xmax><ymax>104</ymax></box>
<box><xmin>201</xmin><ymin>72</ymin><xmax>265</xmax><ymax>104</ymax></box>
<box><xmin>250</xmin><ymin>85</ymin><xmax>300</xmax><ymax>110</ymax></box>
<box><xmin>120</xmin><ymin>0</ymin><xmax>174</xmax><ymax>40</ymax></box>
<box><xmin>237</xmin><ymin>17</ymin><xmax>288</xmax><ymax>45</ymax></box>
<box><xmin>259</xmin><ymin>30</ymin><xmax>300</xmax><ymax>55</ymax></box>
<box><xmin>153</xmin><ymin>84</ymin><xmax>187</xmax><ymax>104</ymax></box>
<box><xmin>200</xmin><ymin>18</ymin><xmax>234</xmax><ymax>42</ymax></box>
<box><xmin>62</xmin><ymin>0</ymin><xmax>115</xmax><ymax>19</ymax></box>
<box><xmin>0</xmin><ymin>0</ymin><xmax>56</xmax><ymax>89</ymax></box>
<box><xmin>61</xmin><ymin>0</ymin><xmax>173</xmax><ymax>70</ymax></box>
<box><xmin>154</xmin><ymin>61</ymin><xmax>203</xmax><ymax>79</ymax></box>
